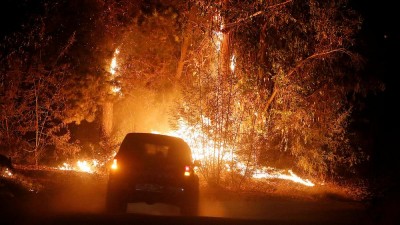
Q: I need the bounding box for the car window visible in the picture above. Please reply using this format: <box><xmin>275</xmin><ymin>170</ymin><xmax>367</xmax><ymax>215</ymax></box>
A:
<box><xmin>117</xmin><ymin>134</ymin><xmax>192</xmax><ymax>163</ymax></box>
<box><xmin>144</xmin><ymin>144</ymin><xmax>169</xmax><ymax>157</ymax></box>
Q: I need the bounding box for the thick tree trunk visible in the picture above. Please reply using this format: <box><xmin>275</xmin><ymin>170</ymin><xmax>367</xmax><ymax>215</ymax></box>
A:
<box><xmin>176</xmin><ymin>6</ymin><xmax>197</xmax><ymax>80</ymax></box>
<box><xmin>102</xmin><ymin>102</ymin><xmax>113</xmax><ymax>136</ymax></box>
<box><xmin>176</xmin><ymin>32</ymin><xmax>190</xmax><ymax>80</ymax></box>
<box><xmin>220</xmin><ymin>32</ymin><xmax>230</xmax><ymax>80</ymax></box>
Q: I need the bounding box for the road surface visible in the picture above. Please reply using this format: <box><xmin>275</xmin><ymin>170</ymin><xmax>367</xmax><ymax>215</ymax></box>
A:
<box><xmin>1</xmin><ymin>169</ymin><xmax>398</xmax><ymax>225</ymax></box>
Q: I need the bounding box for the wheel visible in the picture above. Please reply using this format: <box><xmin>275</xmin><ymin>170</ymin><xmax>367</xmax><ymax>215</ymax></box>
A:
<box><xmin>180</xmin><ymin>192</ymin><xmax>199</xmax><ymax>216</ymax></box>
<box><xmin>105</xmin><ymin>184</ymin><xmax>126</xmax><ymax>213</ymax></box>
<box><xmin>180</xmin><ymin>183</ymin><xmax>199</xmax><ymax>216</ymax></box>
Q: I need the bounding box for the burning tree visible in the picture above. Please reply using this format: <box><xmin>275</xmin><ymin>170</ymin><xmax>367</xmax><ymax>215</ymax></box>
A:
<box><xmin>0</xmin><ymin>0</ymin><xmax>375</xmax><ymax>189</ymax></box>
<box><xmin>108</xmin><ymin>2</ymin><xmax>183</xmax><ymax>137</ymax></box>
<box><xmin>174</xmin><ymin>0</ymin><xmax>368</xmax><ymax>184</ymax></box>
<box><xmin>65</xmin><ymin>0</ymin><xmax>369</xmax><ymax>185</ymax></box>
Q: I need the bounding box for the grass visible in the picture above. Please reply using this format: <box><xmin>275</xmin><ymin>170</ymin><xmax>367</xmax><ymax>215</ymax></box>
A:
<box><xmin>198</xmin><ymin>176</ymin><xmax>371</xmax><ymax>203</ymax></box>
<box><xmin>12</xmin><ymin>164</ymin><xmax>371</xmax><ymax>206</ymax></box>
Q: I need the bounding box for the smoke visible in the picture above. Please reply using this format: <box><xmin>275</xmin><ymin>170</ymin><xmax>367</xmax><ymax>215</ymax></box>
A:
<box><xmin>112</xmin><ymin>87</ymin><xmax>179</xmax><ymax>138</ymax></box>
<box><xmin>19</xmin><ymin>171</ymin><xmax>108</xmax><ymax>215</ymax></box>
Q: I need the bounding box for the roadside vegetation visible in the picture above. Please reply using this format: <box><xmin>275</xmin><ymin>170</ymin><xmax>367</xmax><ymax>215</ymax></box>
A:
<box><xmin>1</xmin><ymin>0</ymin><xmax>383</xmax><ymax>198</ymax></box>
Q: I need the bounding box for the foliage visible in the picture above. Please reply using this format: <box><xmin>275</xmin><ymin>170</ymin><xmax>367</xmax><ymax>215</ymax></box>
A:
<box><xmin>108</xmin><ymin>1</ymin><xmax>184</xmax><ymax>134</ymax></box>
<box><xmin>0</xmin><ymin>0</ymin><xmax>375</xmax><ymax>184</ymax></box>
<box><xmin>118</xmin><ymin>6</ymin><xmax>180</xmax><ymax>88</ymax></box>
<box><xmin>0</xmin><ymin>0</ymin><xmax>111</xmax><ymax>164</ymax></box>
<box><xmin>0</xmin><ymin>16</ymin><xmax>76</xmax><ymax>164</ymax></box>
<box><xmin>177</xmin><ymin>0</ymin><xmax>368</xmax><ymax>183</ymax></box>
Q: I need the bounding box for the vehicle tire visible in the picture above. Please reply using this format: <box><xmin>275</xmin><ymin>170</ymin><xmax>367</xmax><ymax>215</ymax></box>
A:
<box><xmin>105</xmin><ymin>186</ymin><xmax>126</xmax><ymax>213</ymax></box>
<box><xmin>180</xmin><ymin>183</ymin><xmax>199</xmax><ymax>216</ymax></box>
<box><xmin>181</xmin><ymin>195</ymin><xmax>199</xmax><ymax>216</ymax></box>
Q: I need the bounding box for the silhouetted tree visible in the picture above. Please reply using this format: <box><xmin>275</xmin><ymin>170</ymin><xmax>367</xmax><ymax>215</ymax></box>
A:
<box><xmin>0</xmin><ymin>17</ymin><xmax>79</xmax><ymax>165</ymax></box>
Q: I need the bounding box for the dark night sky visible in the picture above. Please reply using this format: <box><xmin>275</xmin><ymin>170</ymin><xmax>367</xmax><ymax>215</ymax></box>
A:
<box><xmin>0</xmin><ymin>0</ymin><xmax>37</xmax><ymax>37</ymax></box>
<box><xmin>1</xmin><ymin>0</ymin><xmax>398</xmax><ymax>177</ymax></box>
<box><xmin>350</xmin><ymin>0</ymin><xmax>399</xmax><ymax>177</ymax></box>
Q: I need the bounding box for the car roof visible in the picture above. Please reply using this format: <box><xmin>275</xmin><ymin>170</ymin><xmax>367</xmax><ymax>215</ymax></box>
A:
<box><xmin>123</xmin><ymin>133</ymin><xmax>187</xmax><ymax>143</ymax></box>
<box><xmin>118</xmin><ymin>133</ymin><xmax>193</xmax><ymax>161</ymax></box>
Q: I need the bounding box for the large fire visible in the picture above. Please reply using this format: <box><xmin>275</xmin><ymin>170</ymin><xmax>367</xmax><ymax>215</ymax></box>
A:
<box><xmin>58</xmin><ymin>160</ymin><xmax>99</xmax><ymax>174</ymax></box>
<box><xmin>57</xmin><ymin>117</ymin><xmax>314</xmax><ymax>187</ymax></box>
<box><xmin>57</xmin><ymin>45</ymin><xmax>314</xmax><ymax>187</ymax></box>
<box><xmin>164</xmin><ymin>119</ymin><xmax>315</xmax><ymax>187</ymax></box>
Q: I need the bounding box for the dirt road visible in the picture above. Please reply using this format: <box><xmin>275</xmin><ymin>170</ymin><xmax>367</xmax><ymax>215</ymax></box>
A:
<box><xmin>2</xmin><ymin>169</ymin><xmax>397</xmax><ymax>225</ymax></box>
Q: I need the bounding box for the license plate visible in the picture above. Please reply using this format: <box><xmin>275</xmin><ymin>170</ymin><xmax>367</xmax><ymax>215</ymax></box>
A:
<box><xmin>135</xmin><ymin>184</ymin><xmax>163</xmax><ymax>192</ymax></box>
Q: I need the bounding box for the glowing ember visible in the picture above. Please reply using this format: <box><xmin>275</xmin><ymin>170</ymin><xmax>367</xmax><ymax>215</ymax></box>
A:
<box><xmin>111</xmin><ymin>86</ymin><xmax>121</xmax><ymax>93</ymax></box>
<box><xmin>0</xmin><ymin>167</ymin><xmax>13</xmax><ymax>178</ymax></box>
<box><xmin>109</xmin><ymin>48</ymin><xmax>122</xmax><ymax>94</ymax></box>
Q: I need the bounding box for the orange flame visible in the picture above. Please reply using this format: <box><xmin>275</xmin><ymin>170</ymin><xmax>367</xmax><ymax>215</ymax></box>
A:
<box><xmin>58</xmin><ymin>160</ymin><xmax>99</xmax><ymax>174</ymax></box>
<box><xmin>161</xmin><ymin>118</ymin><xmax>315</xmax><ymax>187</ymax></box>
<box><xmin>110</xmin><ymin>48</ymin><xmax>120</xmax><ymax>76</ymax></box>
<box><xmin>109</xmin><ymin>48</ymin><xmax>121</xmax><ymax>94</ymax></box>
<box><xmin>253</xmin><ymin>167</ymin><xmax>314</xmax><ymax>187</ymax></box>
<box><xmin>57</xmin><ymin>47</ymin><xmax>314</xmax><ymax>186</ymax></box>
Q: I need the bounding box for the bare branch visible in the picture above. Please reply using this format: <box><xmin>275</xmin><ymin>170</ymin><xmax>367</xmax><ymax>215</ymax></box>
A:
<box><xmin>287</xmin><ymin>48</ymin><xmax>353</xmax><ymax>78</ymax></box>
<box><xmin>261</xmin><ymin>48</ymin><xmax>353</xmax><ymax>124</ymax></box>
<box><xmin>264</xmin><ymin>87</ymin><xmax>278</xmax><ymax>113</ymax></box>
<box><xmin>224</xmin><ymin>0</ymin><xmax>293</xmax><ymax>29</ymax></box>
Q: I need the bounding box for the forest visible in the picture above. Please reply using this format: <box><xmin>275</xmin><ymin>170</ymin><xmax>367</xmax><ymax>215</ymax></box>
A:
<box><xmin>0</xmin><ymin>0</ymin><xmax>393</xmax><ymax>192</ymax></box>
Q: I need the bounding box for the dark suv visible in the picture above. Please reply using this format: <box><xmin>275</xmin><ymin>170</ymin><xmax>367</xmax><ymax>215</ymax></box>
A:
<box><xmin>105</xmin><ymin>133</ymin><xmax>199</xmax><ymax>215</ymax></box>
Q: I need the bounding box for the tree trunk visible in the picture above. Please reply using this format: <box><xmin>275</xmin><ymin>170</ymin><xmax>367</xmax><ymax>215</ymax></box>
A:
<box><xmin>176</xmin><ymin>30</ymin><xmax>191</xmax><ymax>80</ymax></box>
<box><xmin>102</xmin><ymin>102</ymin><xmax>113</xmax><ymax>137</ymax></box>
<box><xmin>220</xmin><ymin>30</ymin><xmax>230</xmax><ymax>80</ymax></box>
<box><xmin>176</xmin><ymin>5</ymin><xmax>198</xmax><ymax>81</ymax></box>
<box><xmin>35</xmin><ymin>84</ymin><xmax>39</xmax><ymax>167</ymax></box>
<box><xmin>220</xmin><ymin>0</ymin><xmax>231</xmax><ymax>81</ymax></box>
